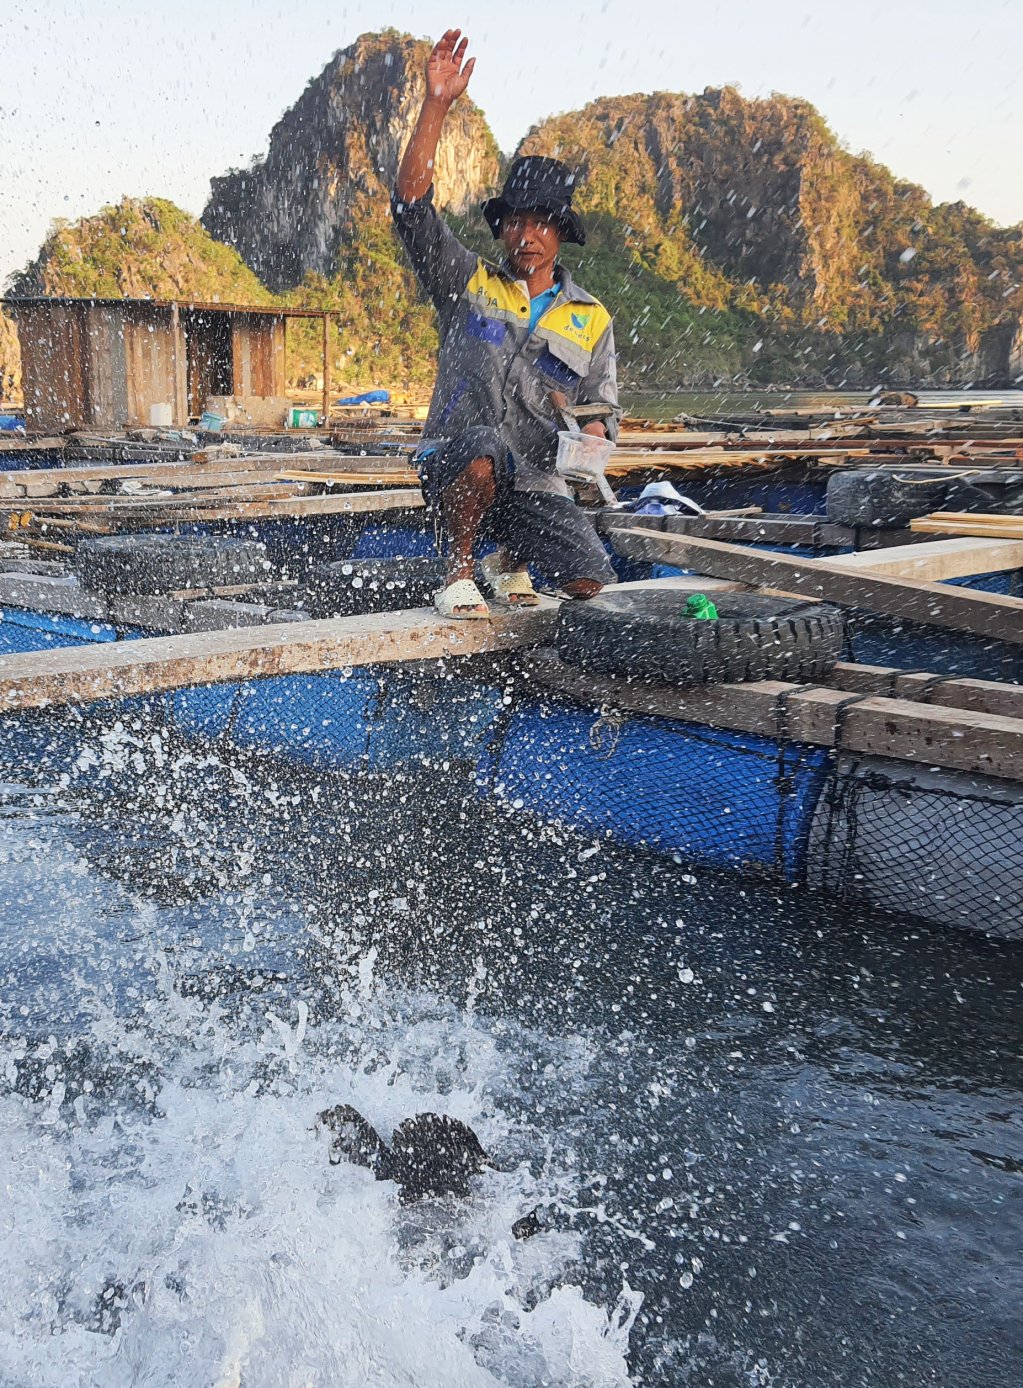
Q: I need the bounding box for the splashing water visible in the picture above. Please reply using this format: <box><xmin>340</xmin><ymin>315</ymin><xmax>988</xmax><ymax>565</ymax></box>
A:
<box><xmin>0</xmin><ymin>716</ymin><xmax>1021</xmax><ymax>1387</ymax></box>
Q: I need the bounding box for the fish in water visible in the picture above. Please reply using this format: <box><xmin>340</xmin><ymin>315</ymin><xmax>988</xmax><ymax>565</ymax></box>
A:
<box><xmin>318</xmin><ymin>1105</ymin><xmax>496</xmax><ymax>1203</ymax></box>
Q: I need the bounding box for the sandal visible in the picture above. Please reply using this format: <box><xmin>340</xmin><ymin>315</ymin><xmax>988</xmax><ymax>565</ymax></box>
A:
<box><xmin>480</xmin><ymin>553</ymin><xmax>541</xmax><ymax>607</ymax></box>
<box><xmin>434</xmin><ymin>577</ymin><xmax>490</xmax><ymax>619</ymax></box>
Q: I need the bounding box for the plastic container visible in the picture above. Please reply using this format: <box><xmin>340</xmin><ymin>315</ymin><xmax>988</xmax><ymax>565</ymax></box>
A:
<box><xmin>200</xmin><ymin>411</ymin><xmax>225</xmax><ymax>433</ymax></box>
<box><xmin>149</xmin><ymin>402</ymin><xmax>173</xmax><ymax>427</ymax></box>
<box><xmin>289</xmin><ymin>407</ymin><xmax>321</xmax><ymax>429</ymax></box>
<box><xmin>555</xmin><ymin>430</ymin><xmax>616</xmax><ymax>503</ymax></box>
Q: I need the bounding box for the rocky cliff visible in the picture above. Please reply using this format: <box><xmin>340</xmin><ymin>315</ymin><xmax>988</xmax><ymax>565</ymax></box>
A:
<box><xmin>202</xmin><ymin>30</ymin><xmax>500</xmax><ymax>292</ymax></box>
<box><xmin>9</xmin><ymin>31</ymin><xmax>1023</xmax><ymax>389</ymax></box>
<box><xmin>519</xmin><ymin>87</ymin><xmax>1023</xmax><ymax>383</ymax></box>
<box><xmin>9</xmin><ymin>197</ymin><xmax>273</xmax><ymax>304</ymax></box>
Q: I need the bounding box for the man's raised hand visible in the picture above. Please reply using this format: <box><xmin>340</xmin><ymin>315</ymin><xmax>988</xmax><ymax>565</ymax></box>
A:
<box><xmin>425</xmin><ymin>29</ymin><xmax>475</xmax><ymax>106</ymax></box>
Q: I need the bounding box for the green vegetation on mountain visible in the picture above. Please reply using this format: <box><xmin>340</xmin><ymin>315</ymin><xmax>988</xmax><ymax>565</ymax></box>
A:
<box><xmin>519</xmin><ymin>86</ymin><xmax>1023</xmax><ymax>382</ymax></box>
<box><xmin>9</xmin><ymin>197</ymin><xmax>273</xmax><ymax>305</ymax></box>
<box><xmin>5</xmin><ymin>32</ymin><xmax>1023</xmax><ymax>393</ymax></box>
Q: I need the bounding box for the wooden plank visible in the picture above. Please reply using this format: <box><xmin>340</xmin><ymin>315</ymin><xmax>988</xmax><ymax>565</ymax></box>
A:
<box><xmin>611</xmin><ymin>528</ymin><xmax>1023</xmax><ymax>644</ymax></box>
<box><xmin>910</xmin><ymin>515</ymin><xmax>1023</xmax><ymax>540</ymax></box>
<box><xmin>0</xmin><ymin>453</ymin><xmax>401</xmax><ymax>498</ymax></box>
<box><xmin>16</xmin><ymin>484</ymin><xmax>311</xmax><ymax>513</ymax></box>
<box><xmin>826</xmin><ymin>661</ymin><xmax>1023</xmax><ymax>721</ymax></box>
<box><xmin>827</xmin><ymin>536</ymin><xmax>1023</xmax><ymax>580</ymax></box>
<box><xmin>88</xmin><ymin>488</ymin><xmax>425</xmax><ymax>525</ymax></box>
<box><xmin>0</xmin><ymin>603</ymin><xmax>559</xmax><ymax>711</ymax></box>
<box><xmin>527</xmin><ymin>652</ymin><xmax>1023</xmax><ymax>782</ymax></box>
<box><xmin>4</xmin><ymin>489</ymin><xmax>426</xmax><ymax>532</ymax></box>
<box><xmin>624</xmin><ymin>513</ymin><xmax>858</xmax><ymax>547</ymax></box>
<box><xmin>276</xmin><ymin>469</ymin><xmax>421</xmax><ymax>487</ymax></box>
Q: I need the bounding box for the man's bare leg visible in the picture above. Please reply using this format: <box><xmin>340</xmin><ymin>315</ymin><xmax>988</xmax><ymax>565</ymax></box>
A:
<box><xmin>440</xmin><ymin>456</ymin><xmax>496</xmax><ymax>613</ymax></box>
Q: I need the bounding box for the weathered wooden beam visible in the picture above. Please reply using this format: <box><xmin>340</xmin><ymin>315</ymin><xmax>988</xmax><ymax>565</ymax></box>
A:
<box><xmin>611</xmin><ymin>528</ymin><xmax>1023</xmax><ymax>644</ymax></box>
<box><xmin>13</xmin><ymin>484</ymin><xmax>313</xmax><ymax>513</ymax></box>
<box><xmin>910</xmin><ymin>514</ymin><xmax>1023</xmax><ymax>540</ymax></box>
<box><xmin>0</xmin><ymin>603</ymin><xmax>558</xmax><ymax>712</ymax></box>
<box><xmin>0</xmin><ymin>453</ymin><xmax>402</xmax><ymax>499</ymax></box>
<box><xmin>827</xmin><ymin>536</ymin><xmax>1023</xmax><ymax>580</ymax></box>
<box><xmin>105</xmin><ymin>487</ymin><xmax>425</xmax><ymax>523</ymax></box>
<box><xmin>826</xmin><ymin>661</ymin><xmax>1023</xmax><ymax>720</ymax></box>
<box><xmin>528</xmin><ymin>652</ymin><xmax>1023</xmax><ymax>782</ymax></box>
<box><xmin>276</xmin><ymin>469</ymin><xmax>421</xmax><ymax>488</ymax></box>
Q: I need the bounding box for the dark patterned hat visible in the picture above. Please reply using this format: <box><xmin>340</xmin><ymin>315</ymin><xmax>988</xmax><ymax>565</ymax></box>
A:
<box><xmin>481</xmin><ymin>156</ymin><xmax>586</xmax><ymax>246</ymax></box>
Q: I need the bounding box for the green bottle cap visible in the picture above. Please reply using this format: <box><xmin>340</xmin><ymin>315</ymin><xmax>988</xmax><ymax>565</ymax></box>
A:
<box><xmin>684</xmin><ymin>594</ymin><xmax>719</xmax><ymax>620</ymax></box>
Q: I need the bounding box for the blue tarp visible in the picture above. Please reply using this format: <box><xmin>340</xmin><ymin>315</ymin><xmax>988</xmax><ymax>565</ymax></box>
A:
<box><xmin>336</xmin><ymin>389</ymin><xmax>390</xmax><ymax>406</ymax></box>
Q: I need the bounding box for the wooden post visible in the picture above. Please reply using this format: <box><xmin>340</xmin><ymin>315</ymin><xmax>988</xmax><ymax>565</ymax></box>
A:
<box><xmin>170</xmin><ymin>302</ymin><xmax>184</xmax><ymax>425</ymax></box>
<box><xmin>321</xmin><ymin>313</ymin><xmax>330</xmax><ymax>428</ymax></box>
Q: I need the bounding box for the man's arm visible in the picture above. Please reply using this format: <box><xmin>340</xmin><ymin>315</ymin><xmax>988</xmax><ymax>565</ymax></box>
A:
<box><xmin>392</xmin><ymin>30</ymin><xmax>479</xmax><ymax>310</ymax></box>
<box><xmin>396</xmin><ymin>30</ymin><xmax>475</xmax><ymax>202</ymax></box>
<box><xmin>579</xmin><ymin>323</ymin><xmax>622</xmax><ymax>441</ymax></box>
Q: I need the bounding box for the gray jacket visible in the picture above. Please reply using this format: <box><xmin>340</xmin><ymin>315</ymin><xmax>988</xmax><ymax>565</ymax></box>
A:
<box><xmin>392</xmin><ymin>186</ymin><xmax>620</xmax><ymax>495</ymax></box>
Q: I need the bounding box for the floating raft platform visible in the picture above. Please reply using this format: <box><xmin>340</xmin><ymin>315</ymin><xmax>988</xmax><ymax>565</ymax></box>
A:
<box><xmin>0</xmin><ymin>431</ymin><xmax>1018</xmax><ymax>940</ymax></box>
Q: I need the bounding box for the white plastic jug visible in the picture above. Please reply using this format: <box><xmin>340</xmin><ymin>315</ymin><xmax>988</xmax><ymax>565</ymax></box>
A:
<box><xmin>555</xmin><ymin>430</ymin><xmax>616</xmax><ymax>504</ymax></box>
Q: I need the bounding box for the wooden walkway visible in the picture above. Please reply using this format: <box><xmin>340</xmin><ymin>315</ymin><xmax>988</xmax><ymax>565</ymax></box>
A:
<box><xmin>0</xmin><ymin>603</ymin><xmax>558</xmax><ymax>712</ymax></box>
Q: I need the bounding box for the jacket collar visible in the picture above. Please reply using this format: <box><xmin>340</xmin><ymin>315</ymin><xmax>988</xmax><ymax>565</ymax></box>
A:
<box><xmin>495</xmin><ymin>258</ymin><xmax>597</xmax><ymax>306</ymax></box>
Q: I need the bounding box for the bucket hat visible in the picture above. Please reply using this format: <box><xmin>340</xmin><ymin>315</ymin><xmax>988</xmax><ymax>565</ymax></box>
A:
<box><xmin>481</xmin><ymin>157</ymin><xmax>586</xmax><ymax>246</ymax></box>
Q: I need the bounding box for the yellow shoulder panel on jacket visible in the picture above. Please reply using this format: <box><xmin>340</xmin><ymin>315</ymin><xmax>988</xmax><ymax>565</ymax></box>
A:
<box><xmin>537</xmin><ymin>301</ymin><xmax>612</xmax><ymax>353</ymax></box>
<box><xmin>464</xmin><ymin>261</ymin><xmax>529</xmax><ymax>324</ymax></box>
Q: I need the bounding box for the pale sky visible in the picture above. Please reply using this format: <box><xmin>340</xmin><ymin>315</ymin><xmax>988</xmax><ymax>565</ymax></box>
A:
<box><xmin>2</xmin><ymin>0</ymin><xmax>1021</xmax><ymax>284</ymax></box>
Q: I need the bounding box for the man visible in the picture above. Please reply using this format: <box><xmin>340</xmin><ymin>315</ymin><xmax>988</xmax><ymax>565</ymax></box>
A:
<box><xmin>393</xmin><ymin>28</ymin><xmax>619</xmax><ymax>618</ymax></box>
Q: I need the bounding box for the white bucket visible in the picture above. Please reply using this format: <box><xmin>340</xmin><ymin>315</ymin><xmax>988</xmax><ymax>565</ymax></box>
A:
<box><xmin>555</xmin><ymin>430</ymin><xmax>616</xmax><ymax>503</ymax></box>
<box><xmin>149</xmin><ymin>402</ymin><xmax>173</xmax><ymax>428</ymax></box>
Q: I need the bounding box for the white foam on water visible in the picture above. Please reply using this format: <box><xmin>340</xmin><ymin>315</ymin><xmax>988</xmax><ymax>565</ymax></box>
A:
<box><xmin>0</xmin><ymin>940</ymin><xmax>640</xmax><ymax>1388</ymax></box>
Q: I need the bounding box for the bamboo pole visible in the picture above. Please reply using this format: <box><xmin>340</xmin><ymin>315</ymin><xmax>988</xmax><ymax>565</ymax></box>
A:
<box><xmin>321</xmin><ymin>313</ymin><xmax>330</xmax><ymax>427</ymax></box>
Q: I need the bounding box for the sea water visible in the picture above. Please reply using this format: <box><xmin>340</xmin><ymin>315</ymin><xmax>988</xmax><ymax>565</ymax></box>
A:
<box><xmin>0</xmin><ymin>715</ymin><xmax>1020</xmax><ymax>1387</ymax></box>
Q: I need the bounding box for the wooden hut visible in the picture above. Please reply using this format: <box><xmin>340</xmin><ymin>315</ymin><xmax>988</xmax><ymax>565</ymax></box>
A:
<box><xmin>2</xmin><ymin>298</ymin><xmax>331</xmax><ymax>434</ymax></box>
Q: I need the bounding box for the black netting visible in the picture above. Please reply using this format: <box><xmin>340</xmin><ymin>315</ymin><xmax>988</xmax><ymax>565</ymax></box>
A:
<box><xmin>807</xmin><ymin>756</ymin><xmax>1023</xmax><ymax>940</ymax></box>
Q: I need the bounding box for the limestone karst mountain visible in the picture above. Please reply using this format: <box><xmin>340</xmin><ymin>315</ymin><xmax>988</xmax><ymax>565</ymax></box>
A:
<box><xmin>202</xmin><ymin>30</ymin><xmax>500</xmax><ymax>294</ymax></box>
<box><xmin>518</xmin><ymin>87</ymin><xmax>1023</xmax><ymax>383</ymax></box>
<box><xmin>8</xmin><ymin>30</ymin><xmax>1023</xmax><ymax>390</ymax></box>
<box><xmin>10</xmin><ymin>197</ymin><xmax>272</xmax><ymax>304</ymax></box>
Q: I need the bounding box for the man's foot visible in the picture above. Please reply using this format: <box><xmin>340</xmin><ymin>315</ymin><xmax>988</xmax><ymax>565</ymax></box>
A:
<box><xmin>434</xmin><ymin>577</ymin><xmax>490</xmax><ymax>619</ymax></box>
<box><xmin>480</xmin><ymin>553</ymin><xmax>541</xmax><ymax>607</ymax></box>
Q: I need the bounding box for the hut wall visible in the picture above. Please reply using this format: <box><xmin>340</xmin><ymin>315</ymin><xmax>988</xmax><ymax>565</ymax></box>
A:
<box><xmin>123</xmin><ymin>309</ymin><xmax>186</xmax><ymax>427</ymax></box>
<box><xmin>18</xmin><ymin>302</ymin><xmax>89</xmax><ymax>433</ymax></box>
<box><xmin>231</xmin><ymin>315</ymin><xmax>286</xmax><ymax>398</ymax></box>
<box><xmin>83</xmin><ymin>304</ymin><xmax>130</xmax><ymax>428</ymax></box>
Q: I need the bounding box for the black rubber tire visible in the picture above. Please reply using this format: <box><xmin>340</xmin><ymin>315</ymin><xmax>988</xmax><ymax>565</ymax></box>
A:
<box><xmin>75</xmin><ymin>534</ymin><xmax>270</xmax><ymax>595</ymax></box>
<box><xmin>942</xmin><ymin>475</ymin><xmax>1023</xmax><ymax>515</ymax></box>
<box><xmin>826</xmin><ymin>469</ymin><xmax>949</xmax><ymax>527</ymax></box>
<box><xmin>303</xmin><ymin>556</ymin><xmax>447</xmax><ymax>617</ymax></box>
<box><xmin>556</xmin><ymin>590</ymin><xmax>847</xmax><ymax>685</ymax></box>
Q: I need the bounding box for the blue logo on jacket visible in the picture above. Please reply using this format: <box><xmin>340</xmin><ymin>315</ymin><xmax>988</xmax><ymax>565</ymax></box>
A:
<box><xmin>535</xmin><ymin>346</ymin><xmax>579</xmax><ymax>386</ymax></box>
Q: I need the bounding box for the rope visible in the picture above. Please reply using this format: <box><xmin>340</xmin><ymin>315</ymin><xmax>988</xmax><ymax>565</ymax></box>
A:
<box><xmin>906</xmin><ymin>672</ymin><xmax>956</xmax><ymax>703</ymax></box>
<box><xmin>772</xmin><ymin>684</ymin><xmax>817</xmax><ymax>877</ymax></box>
<box><xmin>589</xmin><ymin>703</ymin><xmax>626</xmax><ymax>759</ymax></box>
<box><xmin>830</xmin><ymin>691</ymin><xmax>875</xmax><ymax>747</ymax></box>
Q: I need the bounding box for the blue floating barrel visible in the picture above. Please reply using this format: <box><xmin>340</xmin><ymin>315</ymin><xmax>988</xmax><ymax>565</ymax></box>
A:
<box><xmin>483</xmin><ymin>701</ymin><xmax>830</xmax><ymax>880</ymax></box>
